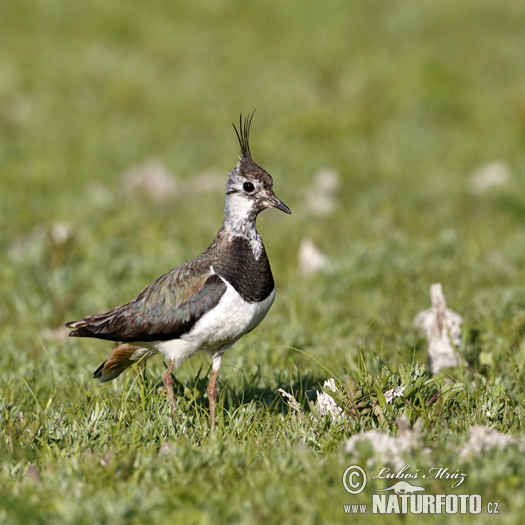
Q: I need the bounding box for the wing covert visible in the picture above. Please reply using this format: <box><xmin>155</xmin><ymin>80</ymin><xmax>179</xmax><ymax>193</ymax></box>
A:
<box><xmin>67</xmin><ymin>262</ymin><xmax>227</xmax><ymax>342</ymax></box>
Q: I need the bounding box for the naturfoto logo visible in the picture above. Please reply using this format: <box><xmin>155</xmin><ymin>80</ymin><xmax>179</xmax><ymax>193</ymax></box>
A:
<box><xmin>342</xmin><ymin>465</ymin><xmax>500</xmax><ymax>516</ymax></box>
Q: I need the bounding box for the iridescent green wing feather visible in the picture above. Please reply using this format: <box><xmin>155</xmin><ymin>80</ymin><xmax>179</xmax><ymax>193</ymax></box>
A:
<box><xmin>67</xmin><ymin>257</ymin><xmax>226</xmax><ymax>342</ymax></box>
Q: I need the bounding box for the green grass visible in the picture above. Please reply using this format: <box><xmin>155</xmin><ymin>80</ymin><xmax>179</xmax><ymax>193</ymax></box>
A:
<box><xmin>1</xmin><ymin>0</ymin><xmax>525</xmax><ymax>523</ymax></box>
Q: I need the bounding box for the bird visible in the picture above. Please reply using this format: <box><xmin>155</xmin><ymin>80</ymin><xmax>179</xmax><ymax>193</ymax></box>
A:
<box><xmin>65</xmin><ymin>112</ymin><xmax>291</xmax><ymax>429</ymax></box>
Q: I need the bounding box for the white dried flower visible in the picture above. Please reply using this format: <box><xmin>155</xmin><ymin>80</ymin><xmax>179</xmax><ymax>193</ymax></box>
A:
<box><xmin>121</xmin><ymin>160</ymin><xmax>178</xmax><ymax>201</ymax></box>
<box><xmin>414</xmin><ymin>283</ymin><xmax>463</xmax><ymax>375</ymax></box>
<box><xmin>277</xmin><ymin>388</ymin><xmax>304</xmax><ymax>418</ymax></box>
<box><xmin>305</xmin><ymin>167</ymin><xmax>341</xmax><ymax>216</ymax></box>
<box><xmin>384</xmin><ymin>386</ymin><xmax>406</xmax><ymax>404</ymax></box>
<box><xmin>346</xmin><ymin>417</ymin><xmax>424</xmax><ymax>470</ymax></box>
<box><xmin>315</xmin><ymin>378</ymin><xmax>343</xmax><ymax>420</ymax></box>
<box><xmin>50</xmin><ymin>222</ymin><xmax>73</xmax><ymax>245</ymax></box>
<box><xmin>298</xmin><ymin>238</ymin><xmax>330</xmax><ymax>276</ymax></box>
<box><xmin>470</xmin><ymin>161</ymin><xmax>510</xmax><ymax>194</ymax></box>
<box><xmin>460</xmin><ymin>426</ymin><xmax>525</xmax><ymax>456</ymax></box>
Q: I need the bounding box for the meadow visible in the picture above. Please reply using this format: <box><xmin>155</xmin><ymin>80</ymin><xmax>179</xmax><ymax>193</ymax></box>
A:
<box><xmin>1</xmin><ymin>0</ymin><xmax>524</xmax><ymax>523</ymax></box>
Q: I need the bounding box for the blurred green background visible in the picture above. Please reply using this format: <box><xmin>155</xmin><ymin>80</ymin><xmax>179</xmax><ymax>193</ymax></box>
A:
<box><xmin>1</xmin><ymin>0</ymin><xmax>525</xmax><ymax>523</ymax></box>
<box><xmin>3</xmin><ymin>0</ymin><xmax>525</xmax><ymax>361</ymax></box>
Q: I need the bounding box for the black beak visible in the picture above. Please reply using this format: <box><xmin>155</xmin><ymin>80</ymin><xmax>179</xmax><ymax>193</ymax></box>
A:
<box><xmin>266</xmin><ymin>193</ymin><xmax>291</xmax><ymax>214</ymax></box>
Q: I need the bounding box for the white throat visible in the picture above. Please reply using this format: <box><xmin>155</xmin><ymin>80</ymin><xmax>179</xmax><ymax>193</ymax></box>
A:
<box><xmin>223</xmin><ymin>193</ymin><xmax>263</xmax><ymax>258</ymax></box>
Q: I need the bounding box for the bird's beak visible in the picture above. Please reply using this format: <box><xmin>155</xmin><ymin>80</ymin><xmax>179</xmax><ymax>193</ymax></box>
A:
<box><xmin>265</xmin><ymin>192</ymin><xmax>291</xmax><ymax>214</ymax></box>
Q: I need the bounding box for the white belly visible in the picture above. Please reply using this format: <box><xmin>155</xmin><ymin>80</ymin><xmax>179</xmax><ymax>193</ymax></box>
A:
<box><xmin>153</xmin><ymin>281</ymin><xmax>275</xmax><ymax>366</ymax></box>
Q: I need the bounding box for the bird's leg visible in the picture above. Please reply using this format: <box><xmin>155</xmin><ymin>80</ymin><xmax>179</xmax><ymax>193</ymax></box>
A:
<box><xmin>207</xmin><ymin>353</ymin><xmax>223</xmax><ymax>430</ymax></box>
<box><xmin>162</xmin><ymin>358</ymin><xmax>178</xmax><ymax>422</ymax></box>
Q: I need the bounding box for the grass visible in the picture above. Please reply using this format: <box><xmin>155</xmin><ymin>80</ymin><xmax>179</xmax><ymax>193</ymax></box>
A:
<box><xmin>1</xmin><ymin>0</ymin><xmax>525</xmax><ymax>523</ymax></box>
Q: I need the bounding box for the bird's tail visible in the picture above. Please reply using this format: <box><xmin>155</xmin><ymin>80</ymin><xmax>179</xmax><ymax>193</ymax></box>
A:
<box><xmin>93</xmin><ymin>343</ymin><xmax>157</xmax><ymax>382</ymax></box>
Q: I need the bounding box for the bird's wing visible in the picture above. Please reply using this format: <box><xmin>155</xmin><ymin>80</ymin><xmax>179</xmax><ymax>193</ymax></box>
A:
<box><xmin>66</xmin><ymin>259</ymin><xmax>226</xmax><ymax>342</ymax></box>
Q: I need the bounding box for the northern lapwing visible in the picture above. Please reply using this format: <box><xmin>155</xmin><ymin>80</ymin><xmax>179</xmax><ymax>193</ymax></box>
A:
<box><xmin>65</xmin><ymin>113</ymin><xmax>291</xmax><ymax>428</ymax></box>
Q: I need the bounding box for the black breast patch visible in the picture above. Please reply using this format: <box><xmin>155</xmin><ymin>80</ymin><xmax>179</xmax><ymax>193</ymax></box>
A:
<box><xmin>213</xmin><ymin>236</ymin><xmax>274</xmax><ymax>302</ymax></box>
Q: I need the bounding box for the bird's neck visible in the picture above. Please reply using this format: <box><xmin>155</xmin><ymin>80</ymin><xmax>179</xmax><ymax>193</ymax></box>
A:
<box><xmin>222</xmin><ymin>196</ymin><xmax>262</xmax><ymax>258</ymax></box>
<box><xmin>223</xmin><ymin>193</ymin><xmax>257</xmax><ymax>234</ymax></box>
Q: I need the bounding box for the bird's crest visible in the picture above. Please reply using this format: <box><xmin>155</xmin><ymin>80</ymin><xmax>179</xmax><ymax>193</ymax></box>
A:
<box><xmin>232</xmin><ymin>111</ymin><xmax>256</xmax><ymax>159</ymax></box>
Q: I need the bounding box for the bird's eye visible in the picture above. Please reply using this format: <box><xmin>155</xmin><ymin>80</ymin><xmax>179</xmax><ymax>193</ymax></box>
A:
<box><xmin>243</xmin><ymin>182</ymin><xmax>255</xmax><ymax>193</ymax></box>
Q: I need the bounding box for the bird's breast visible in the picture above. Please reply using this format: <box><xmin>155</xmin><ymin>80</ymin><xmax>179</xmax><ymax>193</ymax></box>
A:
<box><xmin>213</xmin><ymin>235</ymin><xmax>275</xmax><ymax>302</ymax></box>
<box><xmin>183</xmin><ymin>280</ymin><xmax>275</xmax><ymax>350</ymax></box>
<box><xmin>152</xmin><ymin>283</ymin><xmax>275</xmax><ymax>364</ymax></box>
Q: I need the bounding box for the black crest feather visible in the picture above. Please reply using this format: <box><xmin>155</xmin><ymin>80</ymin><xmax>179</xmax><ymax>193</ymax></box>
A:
<box><xmin>232</xmin><ymin>110</ymin><xmax>256</xmax><ymax>159</ymax></box>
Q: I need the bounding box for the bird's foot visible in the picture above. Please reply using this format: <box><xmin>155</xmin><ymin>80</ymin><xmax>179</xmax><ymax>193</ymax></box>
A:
<box><xmin>207</xmin><ymin>370</ymin><xmax>219</xmax><ymax>430</ymax></box>
<box><xmin>162</xmin><ymin>359</ymin><xmax>178</xmax><ymax>422</ymax></box>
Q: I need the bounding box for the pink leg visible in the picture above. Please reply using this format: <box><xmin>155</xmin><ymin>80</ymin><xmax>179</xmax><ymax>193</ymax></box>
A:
<box><xmin>207</xmin><ymin>354</ymin><xmax>223</xmax><ymax>430</ymax></box>
<box><xmin>163</xmin><ymin>358</ymin><xmax>178</xmax><ymax>422</ymax></box>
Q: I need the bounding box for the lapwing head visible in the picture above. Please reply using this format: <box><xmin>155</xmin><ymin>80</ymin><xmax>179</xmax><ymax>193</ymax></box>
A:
<box><xmin>225</xmin><ymin>112</ymin><xmax>291</xmax><ymax>222</ymax></box>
